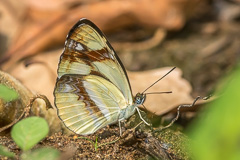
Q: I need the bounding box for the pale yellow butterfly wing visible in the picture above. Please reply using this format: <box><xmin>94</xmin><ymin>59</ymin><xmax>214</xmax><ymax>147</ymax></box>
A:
<box><xmin>54</xmin><ymin>19</ymin><xmax>134</xmax><ymax>135</ymax></box>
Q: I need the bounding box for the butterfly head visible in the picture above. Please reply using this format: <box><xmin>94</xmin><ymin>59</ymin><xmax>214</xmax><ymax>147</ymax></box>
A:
<box><xmin>134</xmin><ymin>93</ymin><xmax>146</xmax><ymax>105</ymax></box>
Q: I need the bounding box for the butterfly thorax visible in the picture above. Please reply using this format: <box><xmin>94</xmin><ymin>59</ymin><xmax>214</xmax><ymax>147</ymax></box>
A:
<box><xmin>119</xmin><ymin>93</ymin><xmax>146</xmax><ymax>120</ymax></box>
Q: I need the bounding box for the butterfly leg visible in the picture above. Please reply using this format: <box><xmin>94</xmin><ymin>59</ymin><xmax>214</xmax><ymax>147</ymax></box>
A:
<box><xmin>118</xmin><ymin>118</ymin><xmax>125</xmax><ymax>136</ymax></box>
<box><xmin>136</xmin><ymin>107</ymin><xmax>150</xmax><ymax>126</ymax></box>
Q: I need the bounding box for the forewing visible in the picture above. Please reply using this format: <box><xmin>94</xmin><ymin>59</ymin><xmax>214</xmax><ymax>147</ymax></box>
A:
<box><xmin>54</xmin><ymin>74</ymin><xmax>128</xmax><ymax>135</ymax></box>
<box><xmin>57</xmin><ymin>18</ymin><xmax>133</xmax><ymax>104</ymax></box>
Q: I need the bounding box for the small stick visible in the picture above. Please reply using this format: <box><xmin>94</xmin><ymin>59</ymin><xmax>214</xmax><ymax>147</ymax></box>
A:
<box><xmin>154</xmin><ymin>96</ymin><xmax>201</xmax><ymax>132</ymax></box>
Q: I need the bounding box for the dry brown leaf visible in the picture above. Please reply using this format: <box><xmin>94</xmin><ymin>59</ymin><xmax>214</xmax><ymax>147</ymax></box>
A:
<box><xmin>23</xmin><ymin>0</ymin><xmax>72</xmax><ymax>10</ymax></box>
<box><xmin>9</xmin><ymin>50</ymin><xmax>60</xmax><ymax>105</ymax></box>
<box><xmin>1</xmin><ymin>0</ymin><xmax>206</xmax><ymax>70</ymax></box>
<box><xmin>0</xmin><ymin>0</ymin><xmax>26</xmax><ymax>55</ymax></box>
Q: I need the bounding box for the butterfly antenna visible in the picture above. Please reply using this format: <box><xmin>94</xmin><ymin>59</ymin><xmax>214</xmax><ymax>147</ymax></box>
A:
<box><xmin>142</xmin><ymin>67</ymin><xmax>176</xmax><ymax>94</ymax></box>
<box><xmin>145</xmin><ymin>91</ymin><xmax>172</xmax><ymax>95</ymax></box>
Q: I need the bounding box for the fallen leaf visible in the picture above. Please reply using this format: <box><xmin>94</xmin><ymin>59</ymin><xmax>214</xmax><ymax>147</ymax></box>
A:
<box><xmin>0</xmin><ymin>0</ymin><xmax>25</xmax><ymax>55</ymax></box>
<box><xmin>1</xmin><ymin>0</ymin><xmax>207</xmax><ymax>70</ymax></box>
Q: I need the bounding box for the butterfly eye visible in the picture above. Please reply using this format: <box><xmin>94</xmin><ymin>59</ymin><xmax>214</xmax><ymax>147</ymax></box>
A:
<box><xmin>135</xmin><ymin>95</ymin><xmax>143</xmax><ymax>105</ymax></box>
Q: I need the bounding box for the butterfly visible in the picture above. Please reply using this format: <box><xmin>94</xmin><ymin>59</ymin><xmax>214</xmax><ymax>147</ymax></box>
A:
<box><xmin>54</xmin><ymin>18</ymin><xmax>173</xmax><ymax>135</ymax></box>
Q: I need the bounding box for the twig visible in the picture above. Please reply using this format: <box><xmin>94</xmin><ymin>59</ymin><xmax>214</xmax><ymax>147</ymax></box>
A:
<box><xmin>154</xmin><ymin>96</ymin><xmax>201</xmax><ymax>132</ymax></box>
